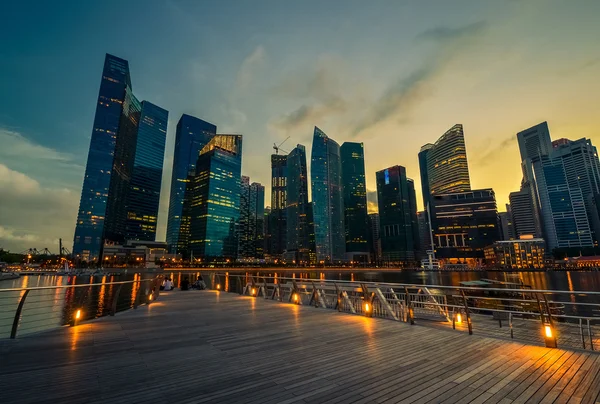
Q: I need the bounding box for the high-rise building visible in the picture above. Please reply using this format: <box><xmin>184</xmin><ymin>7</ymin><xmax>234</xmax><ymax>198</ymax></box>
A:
<box><xmin>340</xmin><ymin>142</ymin><xmax>369</xmax><ymax>261</ymax></box>
<box><xmin>517</xmin><ymin>122</ymin><xmax>553</xmax><ymax>163</ymax></box>
<box><xmin>431</xmin><ymin>189</ymin><xmax>500</xmax><ymax>265</ymax></box>
<box><xmin>238</xmin><ymin>176</ymin><xmax>265</xmax><ymax>260</ymax></box>
<box><xmin>551</xmin><ymin>138</ymin><xmax>600</xmax><ymax>243</ymax></box>
<box><xmin>509</xmin><ymin>185</ymin><xmax>543</xmax><ymax>239</ymax></box>
<box><xmin>74</xmin><ymin>54</ymin><xmax>167</xmax><ymax>262</ymax></box>
<box><xmin>189</xmin><ymin>135</ymin><xmax>242</xmax><ymax>260</ymax></box>
<box><xmin>263</xmin><ymin>206</ymin><xmax>272</xmax><ymax>256</ymax></box>
<box><xmin>376</xmin><ymin>165</ymin><xmax>417</xmax><ymax>264</ymax></box>
<box><xmin>74</xmin><ymin>54</ymin><xmax>133</xmax><ymax>262</ymax></box>
<box><xmin>527</xmin><ymin>155</ymin><xmax>593</xmax><ymax>250</ymax></box>
<box><xmin>269</xmin><ymin>154</ymin><xmax>287</xmax><ymax>257</ymax></box>
<box><xmin>427</xmin><ymin>124</ymin><xmax>471</xmax><ymax>196</ymax></box>
<box><xmin>368</xmin><ymin>213</ymin><xmax>382</xmax><ymax>263</ymax></box>
<box><xmin>417</xmin><ymin>211</ymin><xmax>431</xmax><ymax>253</ymax></box>
<box><xmin>285</xmin><ymin>145</ymin><xmax>314</xmax><ymax>264</ymax></box>
<box><xmin>310</xmin><ymin>127</ymin><xmax>345</xmax><ymax>263</ymax></box>
<box><xmin>124</xmin><ymin>101</ymin><xmax>168</xmax><ymax>241</ymax></box>
<box><xmin>418</xmin><ymin>144</ymin><xmax>433</xmax><ymax>210</ymax></box>
<box><xmin>166</xmin><ymin>115</ymin><xmax>217</xmax><ymax>256</ymax></box>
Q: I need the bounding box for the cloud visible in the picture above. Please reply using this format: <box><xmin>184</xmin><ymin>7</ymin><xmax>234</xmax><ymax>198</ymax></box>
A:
<box><xmin>270</xmin><ymin>98</ymin><xmax>347</xmax><ymax>133</ymax></box>
<box><xmin>0</xmin><ymin>164</ymin><xmax>78</xmax><ymax>252</ymax></box>
<box><xmin>0</xmin><ymin>128</ymin><xmax>71</xmax><ymax>161</ymax></box>
<box><xmin>351</xmin><ymin>21</ymin><xmax>488</xmax><ymax>137</ymax></box>
<box><xmin>476</xmin><ymin>135</ymin><xmax>517</xmax><ymax>166</ymax></box>
<box><xmin>367</xmin><ymin>190</ymin><xmax>378</xmax><ymax>214</ymax></box>
<box><xmin>235</xmin><ymin>46</ymin><xmax>266</xmax><ymax>91</ymax></box>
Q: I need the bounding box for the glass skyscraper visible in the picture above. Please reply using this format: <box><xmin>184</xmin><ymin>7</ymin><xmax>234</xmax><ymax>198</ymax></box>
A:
<box><xmin>124</xmin><ymin>101</ymin><xmax>168</xmax><ymax>241</ymax></box>
<box><xmin>418</xmin><ymin>144</ymin><xmax>433</xmax><ymax>210</ymax></box>
<box><xmin>426</xmin><ymin>124</ymin><xmax>471</xmax><ymax>196</ymax></box>
<box><xmin>238</xmin><ymin>176</ymin><xmax>265</xmax><ymax>260</ymax></box>
<box><xmin>74</xmin><ymin>54</ymin><xmax>132</xmax><ymax>262</ymax></box>
<box><xmin>285</xmin><ymin>144</ymin><xmax>314</xmax><ymax>264</ymax></box>
<box><xmin>166</xmin><ymin>114</ymin><xmax>217</xmax><ymax>255</ymax></box>
<box><xmin>310</xmin><ymin>127</ymin><xmax>345</xmax><ymax>263</ymax></box>
<box><xmin>376</xmin><ymin>165</ymin><xmax>417</xmax><ymax>264</ymax></box>
<box><xmin>74</xmin><ymin>54</ymin><xmax>167</xmax><ymax>262</ymax></box>
<box><xmin>268</xmin><ymin>154</ymin><xmax>287</xmax><ymax>257</ymax></box>
<box><xmin>340</xmin><ymin>142</ymin><xmax>369</xmax><ymax>259</ymax></box>
<box><xmin>189</xmin><ymin>135</ymin><xmax>242</xmax><ymax>260</ymax></box>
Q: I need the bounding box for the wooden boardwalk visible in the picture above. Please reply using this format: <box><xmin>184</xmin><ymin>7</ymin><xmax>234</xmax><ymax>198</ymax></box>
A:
<box><xmin>1</xmin><ymin>291</ymin><xmax>600</xmax><ymax>404</ymax></box>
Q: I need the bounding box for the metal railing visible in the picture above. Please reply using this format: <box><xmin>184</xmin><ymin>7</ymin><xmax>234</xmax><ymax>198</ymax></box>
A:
<box><xmin>208</xmin><ymin>273</ymin><xmax>600</xmax><ymax>352</ymax></box>
<box><xmin>0</xmin><ymin>276</ymin><xmax>162</xmax><ymax>339</ymax></box>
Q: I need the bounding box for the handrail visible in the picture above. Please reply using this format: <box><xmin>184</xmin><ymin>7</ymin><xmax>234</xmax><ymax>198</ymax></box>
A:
<box><xmin>0</xmin><ymin>279</ymin><xmax>152</xmax><ymax>293</ymax></box>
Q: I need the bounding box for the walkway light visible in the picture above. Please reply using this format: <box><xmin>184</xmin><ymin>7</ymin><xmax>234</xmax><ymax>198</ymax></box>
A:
<box><xmin>75</xmin><ymin>309</ymin><xmax>82</xmax><ymax>320</ymax></box>
<box><xmin>251</xmin><ymin>288</ymin><xmax>257</xmax><ymax>297</ymax></box>
<box><xmin>456</xmin><ymin>313</ymin><xmax>462</xmax><ymax>324</ymax></box>
<box><xmin>148</xmin><ymin>292</ymin><xmax>154</xmax><ymax>301</ymax></box>
<box><xmin>544</xmin><ymin>324</ymin><xmax>557</xmax><ymax>348</ymax></box>
<box><xmin>293</xmin><ymin>293</ymin><xmax>299</xmax><ymax>304</ymax></box>
<box><xmin>216</xmin><ymin>284</ymin><xmax>221</xmax><ymax>290</ymax></box>
<box><xmin>364</xmin><ymin>301</ymin><xmax>373</xmax><ymax>317</ymax></box>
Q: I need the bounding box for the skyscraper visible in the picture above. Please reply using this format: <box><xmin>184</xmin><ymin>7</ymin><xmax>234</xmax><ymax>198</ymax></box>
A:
<box><xmin>517</xmin><ymin>122</ymin><xmax>553</xmax><ymax>163</ymax></box>
<box><xmin>418</xmin><ymin>144</ymin><xmax>433</xmax><ymax>210</ymax></box>
<box><xmin>431</xmin><ymin>189</ymin><xmax>500</xmax><ymax>264</ymax></box>
<box><xmin>509</xmin><ymin>185</ymin><xmax>543</xmax><ymax>238</ymax></box>
<box><xmin>189</xmin><ymin>135</ymin><xmax>242</xmax><ymax>260</ymax></box>
<box><xmin>74</xmin><ymin>54</ymin><xmax>167</xmax><ymax>262</ymax></box>
<box><xmin>368</xmin><ymin>213</ymin><xmax>382</xmax><ymax>263</ymax></box>
<box><xmin>310</xmin><ymin>127</ymin><xmax>345</xmax><ymax>263</ymax></box>
<box><xmin>124</xmin><ymin>101</ymin><xmax>168</xmax><ymax>241</ymax></box>
<box><xmin>74</xmin><ymin>54</ymin><xmax>132</xmax><ymax>262</ymax></box>
<box><xmin>376</xmin><ymin>165</ymin><xmax>417</xmax><ymax>264</ymax></box>
<box><xmin>239</xmin><ymin>176</ymin><xmax>265</xmax><ymax>260</ymax></box>
<box><xmin>499</xmin><ymin>208</ymin><xmax>515</xmax><ymax>241</ymax></box>
<box><xmin>269</xmin><ymin>154</ymin><xmax>287</xmax><ymax>257</ymax></box>
<box><xmin>427</xmin><ymin>124</ymin><xmax>471</xmax><ymax>196</ymax></box>
<box><xmin>340</xmin><ymin>142</ymin><xmax>369</xmax><ymax>261</ymax></box>
<box><xmin>286</xmin><ymin>144</ymin><xmax>314</xmax><ymax>264</ymax></box>
<box><xmin>166</xmin><ymin>115</ymin><xmax>217</xmax><ymax>256</ymax></box>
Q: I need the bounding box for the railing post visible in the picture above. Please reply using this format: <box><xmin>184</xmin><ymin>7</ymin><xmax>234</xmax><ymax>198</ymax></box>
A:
<box><xmin>459</xmin><ymin>289</ymin><xmax>473</xmax><ymax>335</ymax></box>
<box><xmin>404</xmin><ymin>286</ymin><xmax>414</xmax><ymax>325</ymax></box>
<box><xmin>134</xmin><ymin>281</ymin><xmax>142</xmax><ymax>309</ymax></box>
<box><xmin>10</xmin><ymin>290</ymin><xmax>30</xmax><ymax>339</ymax></box>
<box><xmin>580</xmin><ymin>318</ymin><xmax>586</xmax><ymax>350</ymax></box>
<box><xmin>509</xmin><ymin>312</ymin><xmax>513</xmax><ymax>339</ymax></box>
<box><xmin>110</xmin><ymin>284</ymin><xmax>124</xmax><ymax>316</ymax></box>
<box><xmin>588</xmin><ymin>319</ymin><xmax>594</xmax><ymax>351</ymax></box>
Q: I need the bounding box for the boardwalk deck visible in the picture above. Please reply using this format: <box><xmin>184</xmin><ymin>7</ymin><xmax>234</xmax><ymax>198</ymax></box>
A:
<box><xmin>0</xmin><ymin>291</ymin><xmax>599</xmax><ymax>404</ymax></box>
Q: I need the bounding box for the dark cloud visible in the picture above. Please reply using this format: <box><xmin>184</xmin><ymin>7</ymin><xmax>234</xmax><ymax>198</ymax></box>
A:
<box><xmin>476</xmin><ymin>135</ymin><xmax>517</xmax><ymax>166</ymax></box>
<box><xmin>271</xmin><ymin>97</ymin><xmax>347</xmax><ymax>133</ymax></box>
<box><xmin>416</xmin><ymin>21</ymin><xmax>487</xmax><ymax>43</ymax></box>
<box><xmin>350</xmin><ymin>21</ymin><xmax>488</xmax><ymax>138</ymax></box>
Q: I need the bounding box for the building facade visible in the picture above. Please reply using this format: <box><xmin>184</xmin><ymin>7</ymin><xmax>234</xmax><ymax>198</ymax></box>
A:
<box><xmin>268</xmin><ymin>154</ymin><xmax>287</xmax><ymax>257</ymax></box>
<box><xmin>498</xmin><ymin>209</ymin><xmax>515</xmax><ymax>240</ymax></box>
<box><xmin>509</xmin><ymin>185</ymin><xmax>543</xmax><ymax>238</ymax></box>
<box><xmin>310</xmin><ymin>127</ymin><xmax>345</xmax><ymax>263</ymax></box>
<box><xmin>426</xmin><ymin>124</ymin><xmax>471</xmax><ymax>197</ymax></box>
<box><xmin>376</xmin><ymin>166</ymin><xmax>417</xmax><ymax>264</ymax></box>
<box><xmin>74</xmin><ymin>54</ymin><xmax>133</xmax><ymax>262</ymax></box>
<box><xmin>340</xmin><ymin>142</ymin><xmax>369</xmax><ymax>261</ymax></box>
<box><xmin>166</xmin><ymin>115</ymin><xmax>217</xmax><ymax>256</ymax></box>
<box><xmin>124</xmin><ymin>101</ymin><xmax>168</xmax><ymax>241</ymax></box>
<box><xmin>238</xmin><ymin>177</ymin><xmax>265</xmax><ymax>261</ymax></box>
<box><xmin>286</xmin><ymin>145</ymin><xmax>315</xmax><ymax>264</ymax></box>
<box><xmin>484</xmin><ymin>238</ymin><xmax>545</xmax><ymax>269</ymax></box>
<box><xmin>368</xmin><ymin>213</ymin><xmax>382</xmax><ymax>263</ymax></box>
<box><xmin>431</xmin><ymin>189</ymin><xmax>500</xmax><ymax>265</ymax></box>
<box><xmin>189</xmin><ymin>135</ymin><xmax>242</xmax><ymax>261</ymax></box>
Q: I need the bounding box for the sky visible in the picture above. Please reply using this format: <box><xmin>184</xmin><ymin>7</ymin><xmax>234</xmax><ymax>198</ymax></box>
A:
<box><xmin>1</xmin><ymin>0</ymin><xmax>599</xmax><ymax>253</ymax></box>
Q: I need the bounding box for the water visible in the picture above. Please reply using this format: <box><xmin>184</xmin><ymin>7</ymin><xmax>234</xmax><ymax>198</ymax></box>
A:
<box><xmin>0</xmin><ymin>273</ymin><xmax>155</xmax><ymax>338</ymax></box>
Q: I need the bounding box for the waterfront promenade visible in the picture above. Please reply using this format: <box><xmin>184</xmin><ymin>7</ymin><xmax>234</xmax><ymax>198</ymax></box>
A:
<box><xmin>1</xmin><ymin>291</ymin><xmax>599</xmax><ymax>403</ymax></box>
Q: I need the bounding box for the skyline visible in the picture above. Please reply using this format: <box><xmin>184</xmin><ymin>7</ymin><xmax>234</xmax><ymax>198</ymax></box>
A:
<box><xmin>2</xmin><ymin>1</ymin><xmax>600</xmax><ymax>252</ymax></box>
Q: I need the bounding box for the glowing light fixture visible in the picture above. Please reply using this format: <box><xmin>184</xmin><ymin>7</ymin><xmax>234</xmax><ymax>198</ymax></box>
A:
<box><xmin>216</xmin><ymin>284</ymin><xmax>221</xmax><ymax>290</ymax></box>
<box><xmin>545</xmin><ymin>325</ymin><xmax>552</xmax><ymax>338</ymax></box>
<box><xmin>456</xmin><ymin>313</ymin><xmax>462</xmax><ymax>324</ymax></box>
<box><xmin>75</xmin><ymin>309</ymin><xmax>82</xmax><ymax>320</ymax></box>
<box><xmin>293</xmin><ymin>293</ymin><xmax>299</xmax><ymax>304</ymax></box>
<box><xmin>251</xmin><ymin>288</ymin><xmax>256</xmax><ymax>296</ymax></box>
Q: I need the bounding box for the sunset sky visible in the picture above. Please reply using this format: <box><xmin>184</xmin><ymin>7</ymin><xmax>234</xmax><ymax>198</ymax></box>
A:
<box><xmin>1</xmin><ymin>0</ymin><xmax>599</xmax><ymax>252</ymax></box>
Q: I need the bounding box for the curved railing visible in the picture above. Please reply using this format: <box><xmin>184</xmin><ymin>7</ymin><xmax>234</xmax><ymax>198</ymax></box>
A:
<box><xmin>208</xmin><ymin>273</ymin><xmax>600</xmax><ymax>351</ymax></box>
<box><xmin>0</xmin><ymin>277</ymin><xmax>162</xmax><ymax>339</ymax></box>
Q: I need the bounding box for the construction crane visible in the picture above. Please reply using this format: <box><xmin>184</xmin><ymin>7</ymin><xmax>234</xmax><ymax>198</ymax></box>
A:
<box><xmin>273</xmin><ymin>136</ymin><xmax>290</xmax><ymax>155</ymax></box>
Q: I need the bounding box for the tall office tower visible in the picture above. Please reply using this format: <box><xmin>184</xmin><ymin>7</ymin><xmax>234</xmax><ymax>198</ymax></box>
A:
<box><xmin>286</xmin><ymin>145</ymin><xmax>314</xmax><ymax>264</ymax></box>
<box><xmin>102</xmin><ymin>86</ymin><xmax>142</xmax><ymax>245</ymax></box>
<box><xmin>166</xmin><ymin>115</ymin><xmax>217</xmax><ymax>256</ymax></box>
<box><xmin>527</xmin><ymin>156</ymin><xmax>593</xmax><ymax>250</ymax></box>
<box><xmin>340</xmin><ymin>142</ymin><xmax>369</xmax><ymax>261</ymax></box>
<box><xmin>407</xmin><ymin>179</ymin><xmax>421</xmax><ymax>260</ymax></box>
<box><xmin>311</xmin><ymin>127</ymin><xmax>345</xmax><ymax>263</ymax></box>
<box><xmin>239</xmin><ymin>177</ymin><xmax>266</xmax><ymax>260</ymax></box>
<box><xmin>269</xmin><ymin>154</ymin><xmax>287</xmax><ymax>257</ymax></box>
<box><xmin>517</xmin><ymin>122</ymin><xmax>553</xmax><ymax>164</ymax></box>
<box><xmin>74</xmin><ymin>54</ymin><xmax>167</xmax><ymax>262</ymax></box>
<box><xmin>189</xmin><ymin>135</ymin><xmax>242</xmax><ymax>260</ymax></box>
<box><xmin>509</xmin><ymin>185</ymin><xmax>542</xmax><ymax>238</ymax></box>
<box><xmin>426</xmin><ymin>124</ymin><xmax>471</xmax><ymax>196</ymax></box>
<box><xmin>551</xmin><ymin>138</ymin><xmax>600</xmax><ymax>243</ymax></box>
<box><xmin>376</xmin><ymin>166</ymin><xmax>417</xmax><ymax>264</ymax></box>
<box><xmin>499</xmin><ymin>207</ymin><xmax>515</xmax><ymax>241</ymax></box>
<box><xmin>368</xmin><ymin>213</ymin><xmax>381</xmax><ymax>263</ymax></box>
<box><xmin>417</xmin><ymin>211</ymin><xmax>430</xmax><ymax>251</ymax></box>
<box><xmin>418</xmin><ymin>144</ymin><xmax>433</xmax><ymax>210</ymax></box>
<box><xmin>238</xmin><ymin>176</ymin><xmax>252</xmax><ymax>258</ymax></box>
<box><xmin>124</xmin><ymin>101</ymin><xmax>168</xmax><ymax>241</ymax></box>
<box><xmin>74</xmin><ymin>54</ymin><xmax>133</xmax><ymax>262</ymax></box>
<box><xmin>431</xmin><ymin>189</ymin><xmax>500</xmax><ymax>264</ymax></box>
<box><xmin>263</xmin><ymin>206</ymin><xmax>272</xmax><ymax>256</ymax></box>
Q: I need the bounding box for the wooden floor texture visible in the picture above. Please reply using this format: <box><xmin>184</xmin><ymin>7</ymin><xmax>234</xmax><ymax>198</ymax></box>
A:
<box><xmin>1</xmin><ymin>291</ymin><xmax>600</xmax><ymax>404</ymax></box>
